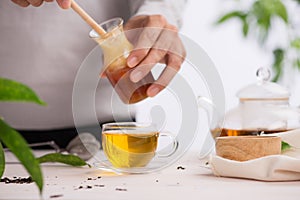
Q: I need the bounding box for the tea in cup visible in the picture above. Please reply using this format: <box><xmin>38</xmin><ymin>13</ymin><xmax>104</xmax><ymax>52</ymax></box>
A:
<box><xmin>101</xmin><ymin>122</ymin><xmax>178</xmax><ymax>169</ymax></box>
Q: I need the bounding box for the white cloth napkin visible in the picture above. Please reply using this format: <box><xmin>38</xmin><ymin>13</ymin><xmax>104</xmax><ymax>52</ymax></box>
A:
<box><xmin>209</xmin><ymin>129</ymin><xmax>300</xmax><ymax>181</ymax></box>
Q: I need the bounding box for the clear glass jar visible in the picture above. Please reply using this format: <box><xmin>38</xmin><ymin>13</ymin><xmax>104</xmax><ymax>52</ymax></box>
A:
<box><xmin>89</xmin><ymin>18</ymin><xmax>154</xmax><ymax>104</ymax></box>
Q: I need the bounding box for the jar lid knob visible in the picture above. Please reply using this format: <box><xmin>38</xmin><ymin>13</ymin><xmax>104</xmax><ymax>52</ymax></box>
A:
<box><xmin>256</xmin><ymin>67</ymin><xmax>271</xmax><ymax>82</ymax></box>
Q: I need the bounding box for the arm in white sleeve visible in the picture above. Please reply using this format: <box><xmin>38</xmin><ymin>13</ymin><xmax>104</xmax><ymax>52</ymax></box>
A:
<box><xmin>128</xmin><ymin>0</ymin><xmax>188</xmax><ymax>28</ymax></box>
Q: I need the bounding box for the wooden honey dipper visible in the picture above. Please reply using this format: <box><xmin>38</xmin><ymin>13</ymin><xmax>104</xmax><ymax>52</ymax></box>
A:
<box><xmin>70</xmin><ymin>0</ymin><xmax>107</xmax><ymax>37</ymax></box>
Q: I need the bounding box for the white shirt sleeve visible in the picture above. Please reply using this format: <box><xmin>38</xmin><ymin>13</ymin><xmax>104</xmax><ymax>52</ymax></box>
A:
<box><xmin>128</xmin><ymin>0</ymin><xmax>188</xmax><ymax>28</ymax></box>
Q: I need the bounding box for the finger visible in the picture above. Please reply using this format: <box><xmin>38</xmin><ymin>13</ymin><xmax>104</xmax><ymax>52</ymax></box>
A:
<box><xmin>130</xmin><ymin>62</ymin><xmax>154</xmax><ymax>84</ymax></box>
<box><xmin>123</xmin><ymin>15</ymin><xmax>144</xmax><ymax>44</ymax></box>
<box><xmin>174</xmin><ymin>39</ymin><xmax>186</xmax><ymax>60</ymax></box>
<box><xmin>11</xmin><ymin>0</ymin><xmax>30</xmax><ymax>7</ymax></box>
<box><xmin>124</xmin><ymin>15</ymin><xmax>145</xmax><ymax>31</ymax></box>
<box><xmin>27</xmin><ymin>0</ymin><xmax>43</xmax><ymax>7</ymax></box>
<box><xmin>129</xmin><ymin>48</ymin><xmax>167</xmax><ymax>83</ymax></box>
<box><xmin>147</xmin><ymin>53</ymin><xmax>184</xmax><ymax>97</ymax></box>
<box><xmin>127</xmin><ymin>15</ymin><xmax>167</xmax><ymax>68</ymax></box>
<box><xmin>56</xmin><ymin>0</ymin><xmax>71</xmax><ymax>9</ymax></box>
<box><xmin>127</xmin><ymin>27</ymin><xmax>163</xmax><ymax>68</ymax></box>
<box><xmin>129</xmin><ymin>27</ymin><xmax>179</xmax><ymax>83</ymax></box>
<box><xmin>153</xmin><ymin>25</ymin><xmax>179</xmax><ymax>52</ymax></box>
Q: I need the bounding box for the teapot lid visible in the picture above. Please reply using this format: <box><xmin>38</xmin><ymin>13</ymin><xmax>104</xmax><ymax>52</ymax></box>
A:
<box><xmin>237</xmin><ymin>68</ymin><xmax>290</xmax><ymax>100</ymax></box>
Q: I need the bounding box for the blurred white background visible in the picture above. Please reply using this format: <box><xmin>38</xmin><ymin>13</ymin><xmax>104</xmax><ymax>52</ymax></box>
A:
<box><xmin>181</xmin><ymin>0</ymin><xmax>270</xmax><ymax>108</ymax></box>
<box><xmin>180</xmin><ymin>0</ymin><xmax>300</xmax><ymax>107</ymax></box>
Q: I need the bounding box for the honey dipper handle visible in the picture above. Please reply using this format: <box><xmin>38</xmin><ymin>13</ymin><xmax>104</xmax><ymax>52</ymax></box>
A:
<box><xmin>71</xmin><ymin>0</ymin><xmax>107</xmax><ymax>37</ymax></box>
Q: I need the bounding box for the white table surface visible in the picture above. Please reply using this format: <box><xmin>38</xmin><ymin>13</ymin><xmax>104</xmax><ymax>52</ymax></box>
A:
<box><xmin>1</xmin><ymin>150</ymin><xmax>299</xmax><ymax>200</ymax></box>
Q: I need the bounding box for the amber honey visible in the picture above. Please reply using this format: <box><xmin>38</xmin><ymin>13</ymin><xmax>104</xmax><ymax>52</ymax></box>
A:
<box><xmin>105</xmin><ymin>57</ymin><xmax>153</xmax><ymax>104</ymax></box>
<box><xmin>91</xmin><ymin>18</ymin><xmax>155</xmax><ymax>104</ymax></box>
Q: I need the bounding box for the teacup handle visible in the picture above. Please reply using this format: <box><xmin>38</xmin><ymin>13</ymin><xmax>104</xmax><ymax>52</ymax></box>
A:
<box><xmin>156</xmin><ymin>132</ymin><xmax>178</xmax><ymax>158</ymax></box>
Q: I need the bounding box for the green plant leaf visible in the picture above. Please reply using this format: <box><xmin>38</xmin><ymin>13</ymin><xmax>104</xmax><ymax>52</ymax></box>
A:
<box><xmin>254</xmin><ymin>0</ymin><xmax>288</xmax><ymax>22</ymax></box>
<box><xmin>0</xmin><ymin>143</ymin><xmax>4</xmax><ymax>178</ymax></box>
<box><xmin>252</xmin><ymin>0</ymin><xmax>271</xmax><ymax>32</ymax></box>
<box><xmin>250</xmin><ymin>0</ymin><xmax>289</xmax><ymax>42</ymax></box>
<box><xmin>293</xmin><ymin>0</ymin><xmax>300</xmax><ymax>4</ymax></box>
<box><xmin>37</xmin><ymin>153</ymin><xmax>91</xmax><ymax>167</ymax></box>
<box><xmin>272</xmin><ymin>0</ymin><xmax>288</xmax><ymax>23</ymax></box>
<box><xmin>0</xmin><ymin>119</ymin><xmax>43</xmax><ymax>192</ymax></box>
<box><xmin>271</xmin><ymin>48</ymin><xmax>285</xmax><ymax>82</ymax></box>
<box><xmin>291</xmin><ymin>38</ymin><xmax>300</xmax><ymax>50</ymax></box>
<box><xmin>295</xmin><ymin>59</ymin><xmax>300</xmax><ymax>70</ymax></box>
<box><xmin>216</xmin><ymin>11</ymin><xmax>246</xmax><ymax>24</ymax></box>
<box><xmin>0</xmin><ymin>77</ymin><xmax>46</xmax><ymax>105</ymax></box>
<box><xmin>242</xmin><ymin>20</ymin><xmax>249</xmax><ymax>37</ymax></box>
<box><xmin>281</xmin><ymin>141</ymin><xmax>292</xmax><ymax>152</ymax></box>
<box><xmin>216</xmin><ymin>11</ymin><xmax>250</xmax><ymax>37</ymax></box>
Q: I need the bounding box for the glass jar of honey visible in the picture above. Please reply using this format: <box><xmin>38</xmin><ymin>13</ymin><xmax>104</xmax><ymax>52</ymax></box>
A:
<box><xmin>89</xmin><ymin>18</ymin><xmax>154</xmax><ymax>104</ymax></box>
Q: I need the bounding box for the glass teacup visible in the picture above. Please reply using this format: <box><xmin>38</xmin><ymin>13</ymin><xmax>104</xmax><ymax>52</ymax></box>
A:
<box><xmin>97</xmin><ymin>122</ymin><xmax>178</xmax><ymax>173</ymax></box>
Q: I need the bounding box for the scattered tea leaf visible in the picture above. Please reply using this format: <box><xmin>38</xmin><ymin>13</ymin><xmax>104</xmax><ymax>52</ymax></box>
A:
<box><xmin>0</xmin><ymin>176</ymin><xmax>33</xmax><ymax>184</ymax></box>
<box><xmin>115</xmin><ymin>188</ymin><xmax>127</xmax><ymax>191</ymax></box>
<box><xmin>0</xmin><ymin>143</ymin><xmax>4</xmax><ymax>178</ymax></box>
<box><xmin>94</xmin><ymin>184</ymin><xmax>105</xmax><ymax>187</ymax></box>
<box><xmin>176</xmin><ymin>166</ymin><xmax>186</xmax><ymax>170</ymax></box>
<box><xmin>49</xmin><ymin>194</ymin><xmax>63</xmax><ymax>199</ymax></box>
<box><xmin>0</xmin><ymin>119</ymin><xmax>43</xmax><ymax>192</ymax></box>
<box><xmin>37</xmin><ymin>153</ymin><xmax>90</xmax><ymax>167</ymax></box>
<box><xmin>281</xmin><ymin>141</ymin><xmax>292</xmax><ymax>152</ymax></box>
<box><xmin>0</xmin><ymin>77</ymin><xmax>46</xmax><ymax>105</ymax></box>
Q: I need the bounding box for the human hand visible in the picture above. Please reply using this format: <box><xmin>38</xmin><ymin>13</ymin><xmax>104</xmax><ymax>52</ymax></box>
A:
<box><xmin>124</xmin><ymin>15</ymin><xmax>186</xmax><ymax>97</ymax></box>
<box><xmin>11</xmin><ymin>0</ymin><xmax>71</xmax><ymax>9</ymax></box>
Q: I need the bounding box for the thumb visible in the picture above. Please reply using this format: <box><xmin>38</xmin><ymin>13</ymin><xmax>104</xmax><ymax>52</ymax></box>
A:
<box><xmin>56</xmin><ymin>0</ymin><xmax>71</xmax><ymax>9</ymax></box>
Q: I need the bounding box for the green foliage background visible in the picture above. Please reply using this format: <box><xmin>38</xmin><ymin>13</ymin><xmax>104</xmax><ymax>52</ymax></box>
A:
<box><xmin>216</xmin><ymin>0</ymin><xmax>300</xmax><ymax>82</ymax></box>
